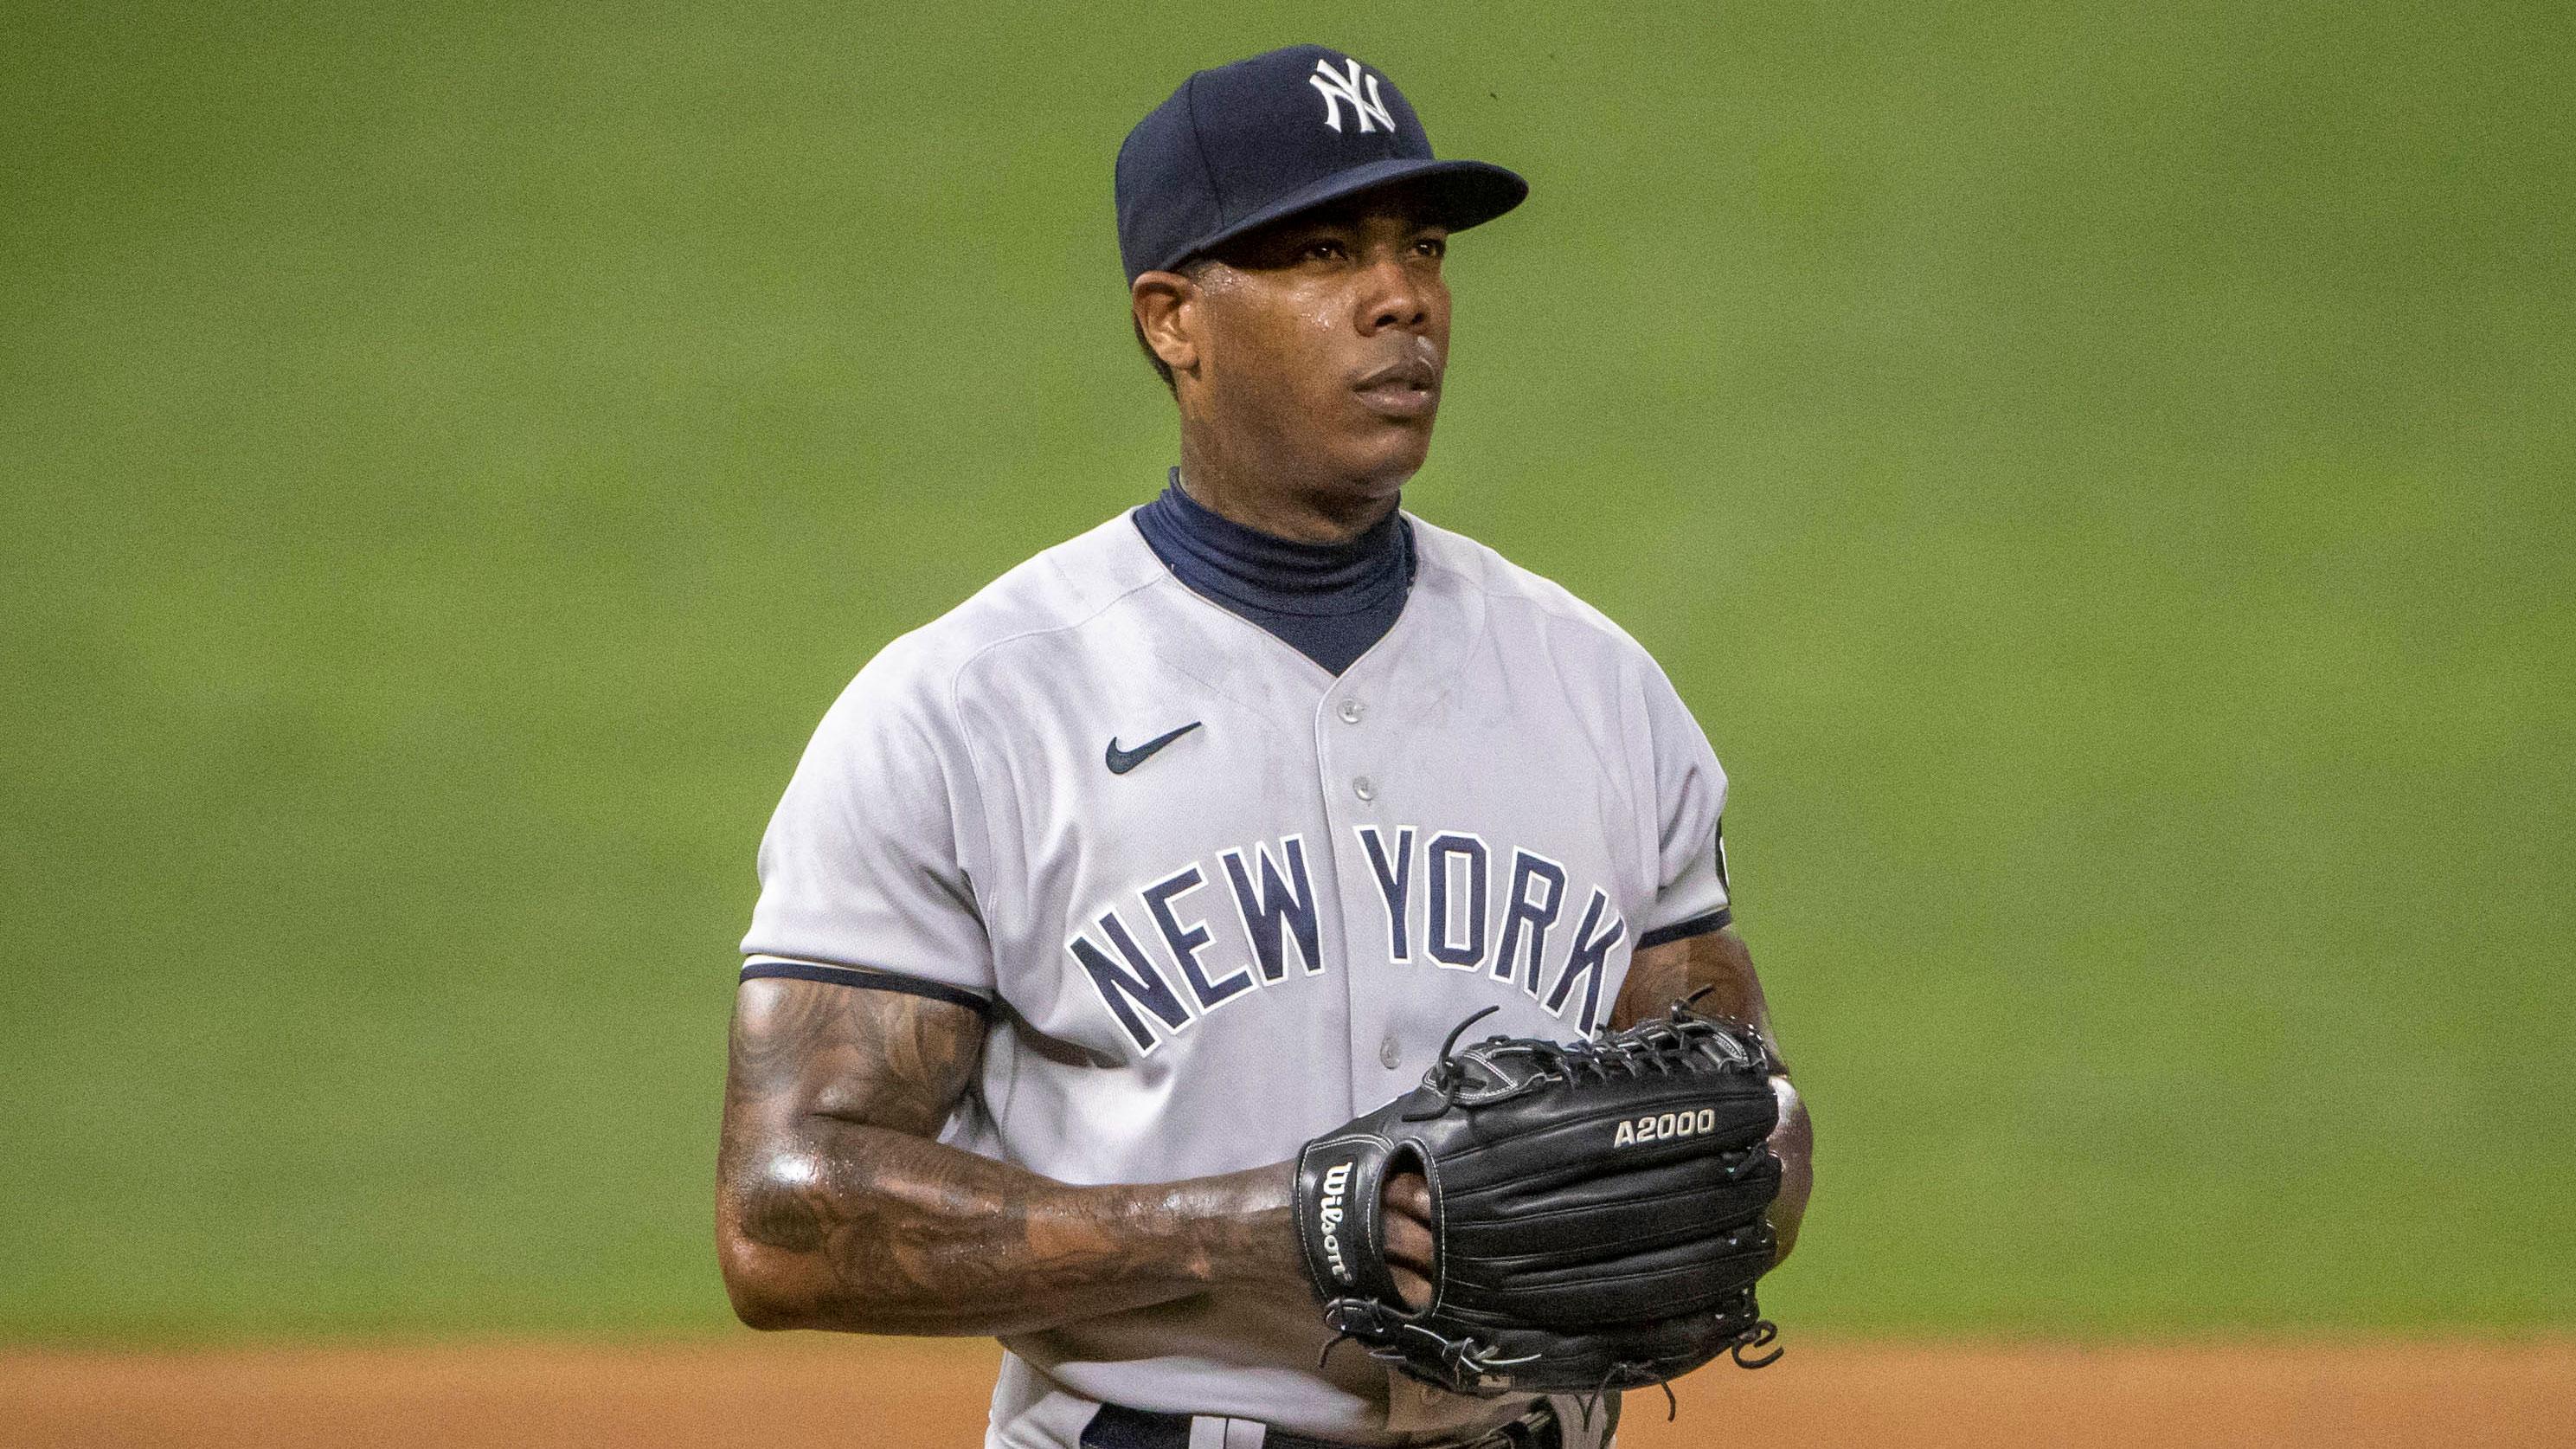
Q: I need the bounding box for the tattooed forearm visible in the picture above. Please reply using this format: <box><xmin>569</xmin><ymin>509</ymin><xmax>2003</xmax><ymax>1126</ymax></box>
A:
<box><xmin>716</xmin><ymin>979</ymin><xmax>1302</xmax><ymax>1336</ymax></box>
<box><xmin>736</xmin><ymin>1153</ymin><xmax>829</xmax><ymax>1253</ymax></box>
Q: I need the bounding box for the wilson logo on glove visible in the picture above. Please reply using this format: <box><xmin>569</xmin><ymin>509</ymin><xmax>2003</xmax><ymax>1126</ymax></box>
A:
<box><xmin>1614</xmin><ymin>1108</ymin><xmax>1722</xmax><ymax>1148</ymax></box>
<box><xmin>1316</xmin><ymin>1161</ymin><xmax>1355</xmax><ymax>1282</ymax></box>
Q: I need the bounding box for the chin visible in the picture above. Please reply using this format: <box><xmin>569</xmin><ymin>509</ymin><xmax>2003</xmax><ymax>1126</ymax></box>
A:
<box><xmin>1333</xmin><ymin>427</ymin><xmax>1435</xmax><ymax>493</ymax></box>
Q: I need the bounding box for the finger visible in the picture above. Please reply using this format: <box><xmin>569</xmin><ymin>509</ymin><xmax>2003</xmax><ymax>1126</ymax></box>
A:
<box><xmin>1391</xmin><ymin>1265</ymin><xmax>1431</xmax><ymax>1312</ymax></box>
<box><xmin>1385</xmin><ymin>1173</ymin><xmax>1432</xmax><ymax>1222</ymax></box>
<box><xmin>1384</xmin><ymin>1208</ymin><xmax>1435</xmax><ymax>1272</ymax></box>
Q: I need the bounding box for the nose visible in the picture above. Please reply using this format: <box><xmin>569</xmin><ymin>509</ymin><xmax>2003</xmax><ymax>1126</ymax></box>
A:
<box><xmin>1357</xmin><ymin>254</ymin><xmax>1430</xmax><ymax>336</ymax></box>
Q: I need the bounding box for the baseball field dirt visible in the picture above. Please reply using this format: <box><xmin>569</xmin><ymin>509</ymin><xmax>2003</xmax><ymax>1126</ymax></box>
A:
<box><xmin>3</xmin><ymin>1339</ymin><xmax>2567</xmax><ymax>1448</ymax></box>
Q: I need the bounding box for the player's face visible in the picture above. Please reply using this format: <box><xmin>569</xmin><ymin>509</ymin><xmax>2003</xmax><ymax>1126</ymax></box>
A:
<box><xmin>1187</xmin><ymin>199</ymin><xmax>1453</xmax><ymax>496</ymax></box>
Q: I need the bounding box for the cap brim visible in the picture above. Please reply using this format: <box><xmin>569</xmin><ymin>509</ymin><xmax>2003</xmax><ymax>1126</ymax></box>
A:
<box><xmin>1149</xmin><ymin>158</ymin><xmax>1527</xmax><ymax>275</ymax></box>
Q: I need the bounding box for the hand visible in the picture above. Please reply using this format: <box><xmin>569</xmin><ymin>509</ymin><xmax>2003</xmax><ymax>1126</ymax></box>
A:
<box><xmin>1384</xmin><ymin>1172</ymin><xmax>1435</xmax><ymax>1310</ymax></box>
<box><xmin>1766</xmin><ymin>1075</ymin><xmax>1813</xmax><ymax>1265</ymax></box>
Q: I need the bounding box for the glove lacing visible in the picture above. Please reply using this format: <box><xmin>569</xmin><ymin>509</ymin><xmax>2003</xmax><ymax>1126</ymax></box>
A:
<box><xmin>1408</xmin><ymin>1001</ymin><xmax>1769</xmax><ymax>1119</ymax></box>
<box><xmin>1316</xmin><ymin>1297</ymin><xmax>1541</xmax><ymax>1386</ymax></box>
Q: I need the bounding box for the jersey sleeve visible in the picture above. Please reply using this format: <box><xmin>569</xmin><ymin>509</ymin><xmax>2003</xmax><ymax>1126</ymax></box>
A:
<box><xmin>1632</xmin><ymin>658</ymin><xmax>1732</xmax><ymax>950</ymax></box>
<box><xmin>738</xmin><ymin>642</ymin><xmax>996</xmax><ymax>1003</ymax></box>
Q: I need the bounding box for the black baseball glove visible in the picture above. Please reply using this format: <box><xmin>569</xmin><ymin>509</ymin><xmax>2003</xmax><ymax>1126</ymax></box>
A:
<box><xmin>1292</xmin><ymin>999</ymin><xmax>1784</xmax><ymax>1405</ymax></box>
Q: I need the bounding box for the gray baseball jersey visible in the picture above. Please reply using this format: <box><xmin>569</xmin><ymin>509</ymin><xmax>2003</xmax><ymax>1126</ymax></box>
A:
<box><xmin>742</xmin><ymin>508</ymin><xmax>1731</xmax><ymax>1447</ymax></box>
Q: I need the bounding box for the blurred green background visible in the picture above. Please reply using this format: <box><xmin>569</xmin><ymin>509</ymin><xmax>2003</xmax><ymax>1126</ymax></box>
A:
<box><xmin>4</xmin><ymin>1</ymin><xmax>2569</xmax><ymax>1343</ymax></box>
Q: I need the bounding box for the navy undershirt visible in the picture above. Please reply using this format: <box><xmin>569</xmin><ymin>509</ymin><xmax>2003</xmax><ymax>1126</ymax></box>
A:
<box><xmin>1131</xmin><ymin>471</ymin><xmax>1416</xmax><ymax>677</ymax></box>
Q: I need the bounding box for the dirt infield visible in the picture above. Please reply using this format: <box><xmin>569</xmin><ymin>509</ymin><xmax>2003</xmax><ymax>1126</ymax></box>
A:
<box><xmin>3</xmin><ymin>1337</ymin><xmax>2568</xmax><ymax>1447</ymax></box>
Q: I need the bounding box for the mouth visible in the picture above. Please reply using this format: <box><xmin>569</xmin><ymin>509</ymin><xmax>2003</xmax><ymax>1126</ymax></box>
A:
<box><xmin>1351</xmin><ymin>357</ymin><xmax>1441</xmax><ymax>420</ymax></box>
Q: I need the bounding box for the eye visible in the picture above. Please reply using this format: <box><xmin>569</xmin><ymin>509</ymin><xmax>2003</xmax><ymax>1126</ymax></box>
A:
<box><xmin>1303</xmin><ymin>238</ymin><xmax>1350</xmax><ymax>263</ymax></box>
<box><xmin>1414</xmin><ymin>235</ymin><xmax>1448</xmax><ymax>261</ymax></box>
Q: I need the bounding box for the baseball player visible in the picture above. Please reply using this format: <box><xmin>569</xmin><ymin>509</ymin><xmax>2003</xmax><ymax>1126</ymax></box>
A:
<box><xmin>716</xmin><ymin>44</ymin><xmax>1814</xmax><ymax>1449</ymax></box>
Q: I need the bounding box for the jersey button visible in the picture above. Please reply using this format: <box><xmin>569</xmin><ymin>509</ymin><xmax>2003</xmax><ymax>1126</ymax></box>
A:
<box><xmin>1379</xmin><ymin>1034</ymin><xmax>1403</xmax><ymax>1069</ymax></box>
<box><xmin>1352</xmin><ymin>775</ymin><xmax>1375</xmax><ymax>802</ymax></box>
<box><xmin>1339</xmin><ymin>699</ymin><xmax>1365</xmax><ymax>724</ymax></box>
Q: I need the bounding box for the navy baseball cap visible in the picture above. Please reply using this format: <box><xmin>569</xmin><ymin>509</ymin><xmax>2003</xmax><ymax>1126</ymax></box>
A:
<box><xmin>1115</xmin><ymin>45</ymin><xmax>1527</xmax><ymax>283</ymax></box>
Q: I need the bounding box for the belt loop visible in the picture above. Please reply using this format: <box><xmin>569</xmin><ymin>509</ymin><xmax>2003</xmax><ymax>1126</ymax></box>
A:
<box><xmin>1185</xmin><ymin>1416</ymin><xmax>1266</xmax><ymax>1449</ymax></box>
<box><xmin>1542</xmin><ymin>1393</ymin><xmax>1607</xmax><ymax>1449</ymax></box>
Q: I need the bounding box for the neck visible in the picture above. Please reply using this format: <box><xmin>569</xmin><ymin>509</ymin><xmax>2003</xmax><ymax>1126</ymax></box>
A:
<box><xmin>1175</xmin><ymin>428</ymin><xmax>1405</xmax><ymax>545</ymax></box>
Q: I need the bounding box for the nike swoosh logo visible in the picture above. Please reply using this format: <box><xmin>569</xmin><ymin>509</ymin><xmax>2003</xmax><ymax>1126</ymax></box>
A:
<box><xmin>1105</xmin><ymin>721</ymin><xmax>1202</xmax><ymax>775</ymax></box>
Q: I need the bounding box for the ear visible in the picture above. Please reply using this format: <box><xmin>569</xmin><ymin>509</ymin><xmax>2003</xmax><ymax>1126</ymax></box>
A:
<box><xmin>1132</xmin><ymin>270</ymin><xmax>1202</xmax><ymax>379</ymax></box>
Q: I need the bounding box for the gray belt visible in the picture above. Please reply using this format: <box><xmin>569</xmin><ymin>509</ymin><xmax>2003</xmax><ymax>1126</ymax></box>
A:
<box><xmin>1078</xmin><ymin>1401</ymin><xmax>1562</xmax><ymax>1449</ymax></box>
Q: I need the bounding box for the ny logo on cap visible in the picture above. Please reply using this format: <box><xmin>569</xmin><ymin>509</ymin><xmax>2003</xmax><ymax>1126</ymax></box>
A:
<box><xmin>1308</xmin><ymin>57</ymin><xmax>1396</xmax><ymax>135</ymax></box>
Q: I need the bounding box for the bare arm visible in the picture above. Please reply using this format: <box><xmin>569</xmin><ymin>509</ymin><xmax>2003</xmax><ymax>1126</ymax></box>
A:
<box><xmin>1610</xmin><ymin>926</ymin><xmax>1814</xmax><ymax>1265</ymax></box>
<box><xmin>715</xmin><ymin>978</ymin><xmax>1316</xmax><ymax>1336</ymax></box>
